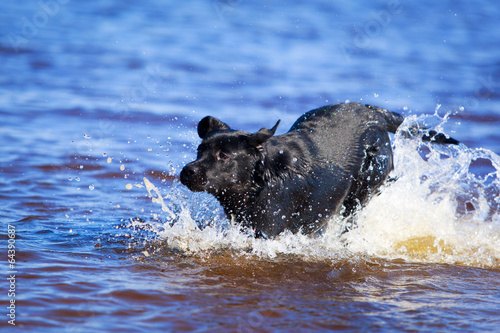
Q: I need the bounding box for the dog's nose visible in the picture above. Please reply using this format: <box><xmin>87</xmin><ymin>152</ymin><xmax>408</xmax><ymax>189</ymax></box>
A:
<box><xmin>180</xmin><ymin>164</ymin><xmax>206</xmax><ymax>191</ymax></box>
<box><xmin>180</xmin><ymin>164</ymin><xmax>198</xmax><ymax>185</ymax></box>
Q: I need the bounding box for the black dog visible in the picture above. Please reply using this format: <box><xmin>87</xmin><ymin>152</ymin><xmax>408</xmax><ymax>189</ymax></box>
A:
<box><xmin>180</xmin><ymin>103</ymin><xmax>456</xmax><ymax>238</ymax></box>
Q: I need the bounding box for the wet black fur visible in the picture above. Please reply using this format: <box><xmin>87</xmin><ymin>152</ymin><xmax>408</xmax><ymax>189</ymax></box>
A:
<box><xmin>180</xmin><ymin>103</ymin><xmax>456</xmax><ymax>238</ymax></box>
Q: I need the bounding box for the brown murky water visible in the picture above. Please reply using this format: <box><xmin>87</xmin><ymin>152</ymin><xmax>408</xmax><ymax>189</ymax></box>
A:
<box><xmin>16</xmin><ymin>238</ymin><xmax>500</xmax><ymax>332</ymax></box>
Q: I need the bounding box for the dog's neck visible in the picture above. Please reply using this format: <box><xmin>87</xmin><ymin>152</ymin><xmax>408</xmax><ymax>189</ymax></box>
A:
<box><xmin>215</xmin><ymin>143</ymin><xmax>306</xmax><ymax>231</ymax></box>
<box><xmin>259</xmin><ymin>141</ymin><xmax>305</xmax><ymax>183</ymax></box>
<box><xmin>215</xmin><ymin>190</ymin><xmax>253</xmax><ymax>210</ymax></box>
<box><xmin>214</xmin><ymin>190</ymin><xmax>258</xmax><ymax>228</ymax></box>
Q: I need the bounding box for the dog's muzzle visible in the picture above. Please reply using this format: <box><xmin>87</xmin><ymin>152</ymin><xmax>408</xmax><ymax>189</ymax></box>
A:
<box><xmin>180</xmin><ymin>163</ymin><xmax>206</xmax><ymax>191</ymax></box>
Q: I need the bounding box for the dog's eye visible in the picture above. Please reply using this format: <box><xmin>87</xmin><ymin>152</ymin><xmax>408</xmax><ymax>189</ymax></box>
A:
<box><xmin>217</xmin><ymin>151</ymin><xmax>230</xmax><ymax>160</ymax></box>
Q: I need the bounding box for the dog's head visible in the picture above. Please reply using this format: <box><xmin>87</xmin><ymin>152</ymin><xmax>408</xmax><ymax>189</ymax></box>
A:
<box><xmin>180</xmin><ymin>116</ymin><xmax>280</xmax><ymax>196</ymax></box>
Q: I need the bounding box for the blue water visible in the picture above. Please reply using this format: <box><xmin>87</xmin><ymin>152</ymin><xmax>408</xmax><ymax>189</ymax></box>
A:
<box><xmin>1</xmin><ymin>0</ymin><xmax>500</xmax><ymax>331</ymax></box>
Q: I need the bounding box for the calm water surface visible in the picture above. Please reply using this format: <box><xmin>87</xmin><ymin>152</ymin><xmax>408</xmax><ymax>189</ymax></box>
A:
<box><xmin>1</xmin><ymin>0</ymin><xmax>500</xmax><ymax>332</ymax></box>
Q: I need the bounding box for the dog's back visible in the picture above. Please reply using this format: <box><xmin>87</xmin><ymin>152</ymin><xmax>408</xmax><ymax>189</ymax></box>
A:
<box><xmin>284</xmin><ymin>103</ymin><xmax>403</xmax><ymax>174</ymax></box>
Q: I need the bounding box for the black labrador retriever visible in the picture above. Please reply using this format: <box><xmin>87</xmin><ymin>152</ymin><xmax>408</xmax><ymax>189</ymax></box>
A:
<box><xmin>180</xmin><ymin>103</ymin><xmax>456</xmax><ymax>238</ymax></box>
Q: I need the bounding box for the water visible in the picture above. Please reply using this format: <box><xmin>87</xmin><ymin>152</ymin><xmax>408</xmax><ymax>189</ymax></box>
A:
<box><xmin>1</xmin><ymin>0</ymin><xmax>500</xmax><ymax>331</ymax></box>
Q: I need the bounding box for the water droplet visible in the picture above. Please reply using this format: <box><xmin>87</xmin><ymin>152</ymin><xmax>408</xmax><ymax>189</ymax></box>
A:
<box><xmin>374</xmin><ymin>93</ymin><xmax>379</xmax><ymax>98</ymax></box>
<box><xmin>80</xmin><ymin>165</ymin><xmax>83</xmax><ymax>169</ymax></box>
<box><xmin>83</xmin><ymin>133</ymin><xmax>91</xmax><ymax>139</ymax></box>
<box><xmin>120</xmin><ymin>165</ymin><xmax>125</xmax><ymax>171</ymax></box>
<box><xmin>292</xmin><ymin>157</ymin><xmax>298</xmax><ymax>163</ymax></box>
<box><xmin>75</xmin><ymin>177</ymin><xmax>80</xmax><ymax>182</ymax></box>
<box><xmin>103</xmin><ymin>153</ymin><xmax>107</xmax><ymax>157</ymax></box>
<box><xmin>279</xmin><ymin>150</ymin><xmax>283</xmax><ymax>154</ymax></box>
<box><xmin>125</xmin><ymin>183</ymin><xmax>133</xmax><ymax>190</ymax></box>
<box><xmin>68</xmin><ymin>177</ymin><xmax>72</xmax><ymax>181</ymax></box>
<box><xmin>107</xmin><ymin>157</ymin><xmax>112</xmax><ymax>163</ymax></box>
<box><xmin>89</xmin><ymin>185</ymin><xmax>94</xmax><ymax>190</ymax></box>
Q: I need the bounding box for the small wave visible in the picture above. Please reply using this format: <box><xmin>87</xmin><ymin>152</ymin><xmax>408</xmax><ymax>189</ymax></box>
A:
<box><xmin>134</xmin><ymin>111</ymin><xmax>500</xmax><ymax>268</ymax></box>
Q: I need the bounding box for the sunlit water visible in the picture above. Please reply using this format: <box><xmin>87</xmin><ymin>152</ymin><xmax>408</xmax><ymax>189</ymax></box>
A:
<box><xmin>1</xmin><ymin>0</ymin><xmax>500</xmax><ymax>331</ymax></box>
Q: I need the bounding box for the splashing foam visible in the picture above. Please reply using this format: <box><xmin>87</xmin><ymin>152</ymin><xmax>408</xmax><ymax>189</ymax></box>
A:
<box><xmin>140</xmin><ymin>112</ymin><xmax>500</xmax><ymax>268</ymax></box>
<box><xmin>346</xmin><ymin>113</ymin><xmax>500</xmax><ymax>267</ymax></box>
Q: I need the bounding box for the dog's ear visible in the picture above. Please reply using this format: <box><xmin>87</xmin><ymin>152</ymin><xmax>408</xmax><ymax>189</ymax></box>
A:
<box><xmin>249</xmin><ymin>120</ymin><xmax>281</xmax><ymax>147</ymax></box>
<box><xmin>198</xmin><ymin>116</ymin><xmax>230</xmax><ymax>139</ymax></box>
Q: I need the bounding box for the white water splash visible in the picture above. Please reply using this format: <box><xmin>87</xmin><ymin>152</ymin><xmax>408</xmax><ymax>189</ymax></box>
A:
<box><xmin>140</xmin><ymin>112</ymin><xmax>500</xmax><ymax>268</ymax></box>
<box><xmin>345</xmin><ymin>113</ymin><xmax>500</xmax><ymax>267</ymax></box>
<box><xmin>143</xmin><ymin>177</ymin><xmax>176</xmax><ymax>219</ymax></box>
